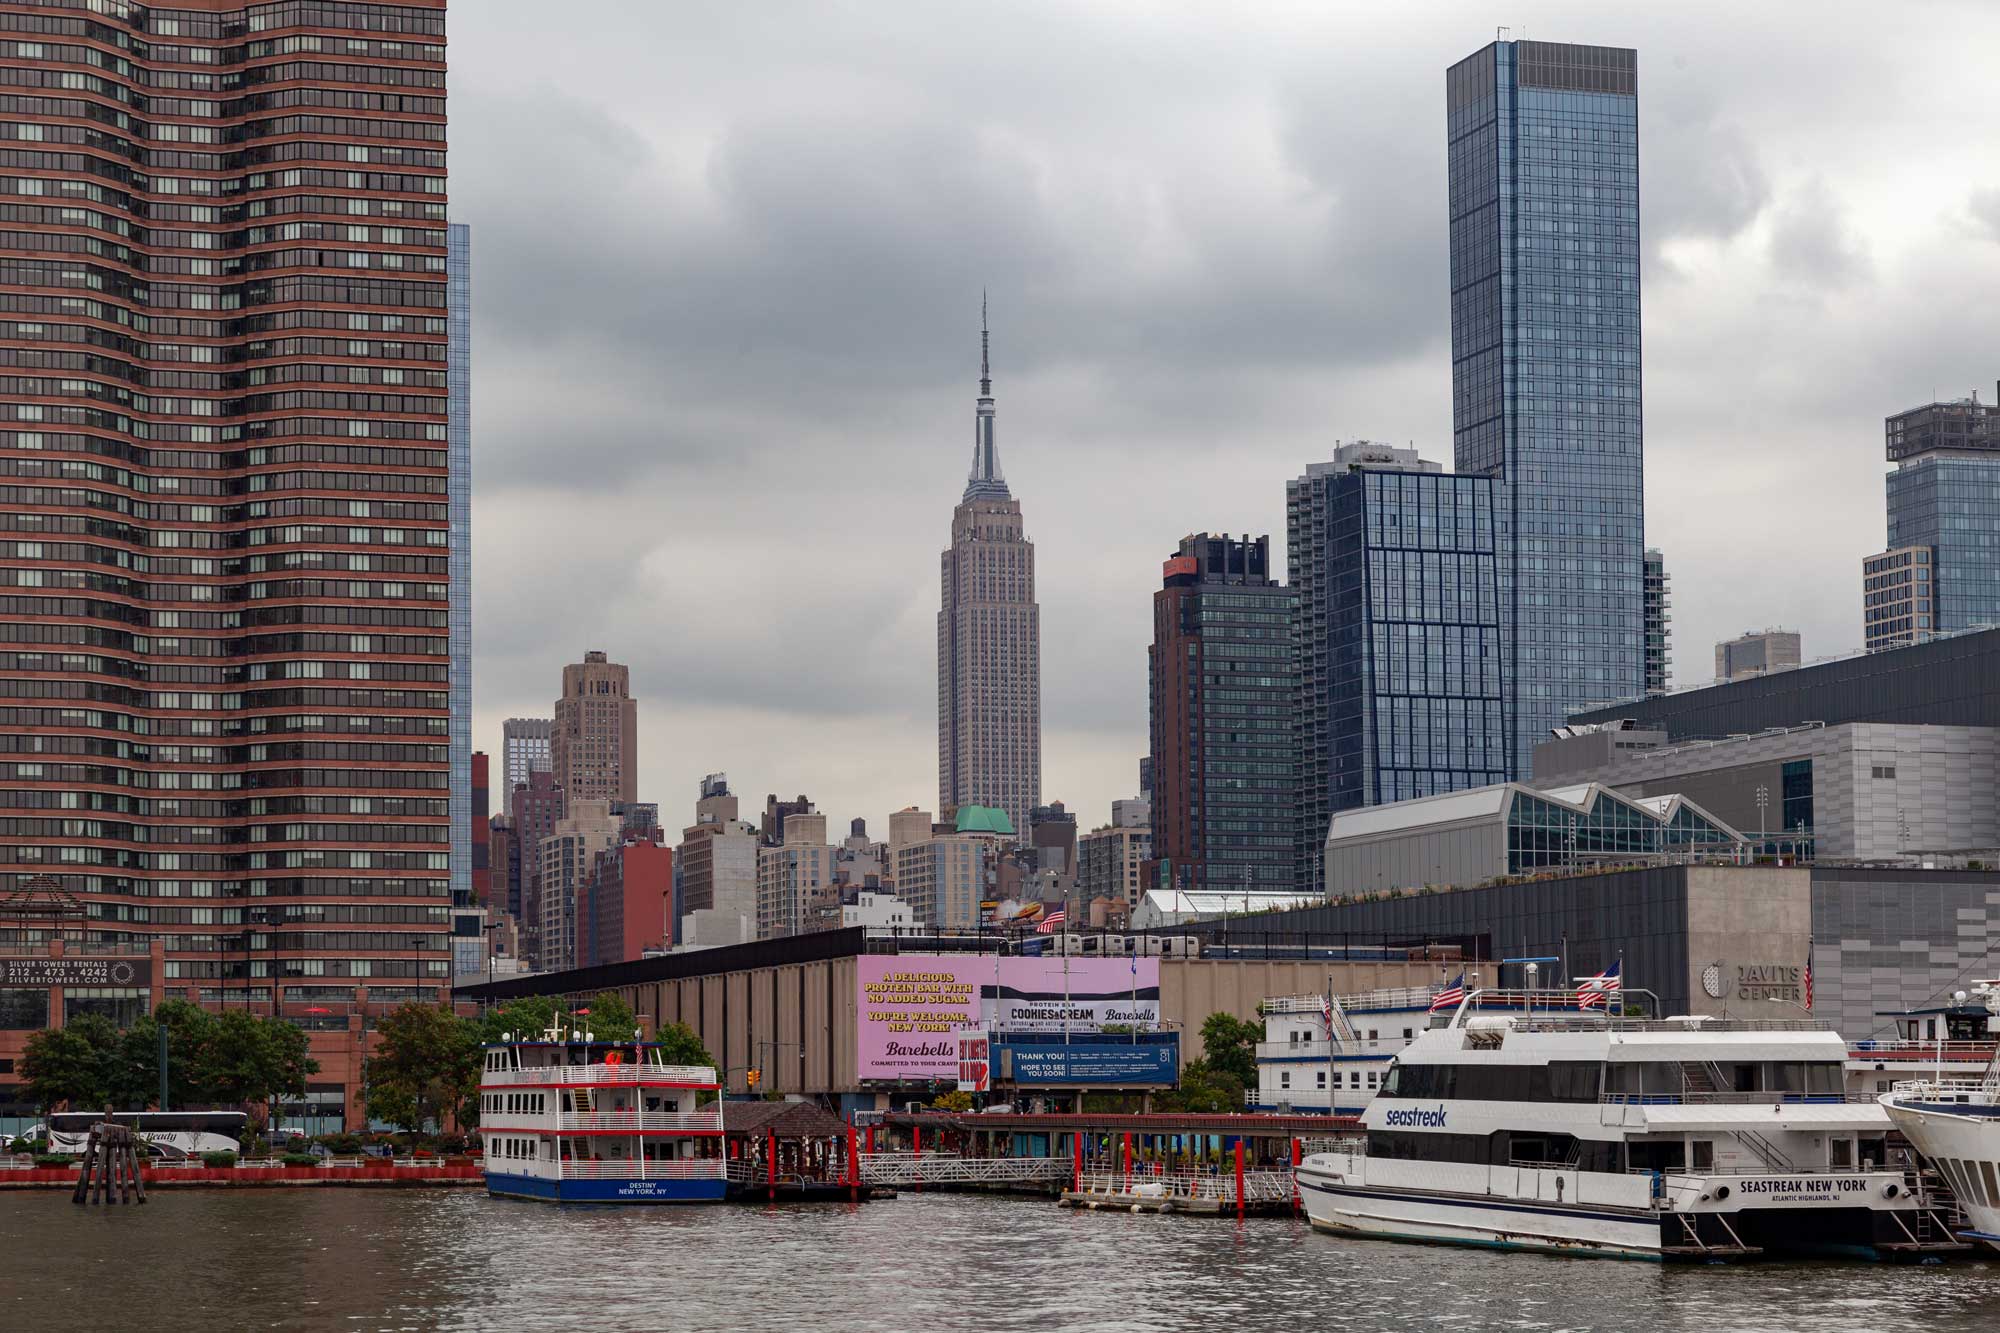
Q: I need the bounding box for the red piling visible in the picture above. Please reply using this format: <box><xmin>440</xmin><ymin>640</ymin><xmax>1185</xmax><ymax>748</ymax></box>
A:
<box><xmin>1234</xmin><ymin>1139</ymin><xmax>1245</xmax><ymax>1220</ymax></box>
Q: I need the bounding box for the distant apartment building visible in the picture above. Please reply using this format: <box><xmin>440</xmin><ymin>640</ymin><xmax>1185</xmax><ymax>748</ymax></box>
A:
<box><xmin>1865</xmin><ymin>546</ymin><xmax>1935</xmax><ymax>652</ymax></box>
<box><xmin>1029</xmin><ymin>803</ymin><xmax>1078</xmax><ymax>891</ymax></box>
<box><xmin>894</xmin><ymin>825</ymin><xmax>998</xmax><ymax>933</ymax></box>
<box><xmin>1111</xmin><ymin>798</ymin><xmax>1152</xmax><ymax>829</ymax></box>
<box><xmin>1875</xmin><ymin>387</ymin><xmax>2000</xmax><ymax>646</ymax></box>
<box><xmin>537</xmin><ymin>801</ymin><xmax>621</xmax><ymax>973</ymax></box>
<box><xmin>1644</xmin><ymin>549</ymin><xmax>1672</xmax><ymax>696</ymax></box>
<box><xmin>761</xmin><ymin>793</ymin><xmax>815</xmax><ymax>846</ymax></box>
<box><xmin>582</xmin><ymin>837</ymin><xmax>673</xmax><ymax>968</ymax></box>
<box><xmin>501</xmin><ymin>718</ymin><xmax>554</xmax><ymax>818</ymax></box>
<box><xmin>510</xmin><ymin>769</ymin><xmax>566</xmax><ymax>961</ymax></box>
<box><xmin>756</xmin><ymin>811</ymin><xmax>835</xmax><ymax>939</ymax></box>
<box><xmin>1077</xmin><ymin>822</ymin><xmax>1153</xmax><ymax>908</ymax></box>
<box><xmin>844</xmin><ymin>891</ymin><xmax>922</xmax><ymax>934</ymax></box>
<box><xmin>1715</xmin><ymin>630</ymin><xmax>1802</xmax><ymax>683</ymax></box>
<box><xmin>471</xmin><ymin>752</ymin><xmax>492</xmax><ymax>908</ymax></box>
<box><xmin>1150</xmin><ymin>532</ymin><xmax>1298</xmax><ymax>894</ymax></box>
<box><xmin>1289</xmin><ymin>444</ymin><xmax>1508</xmax><ymax>894</ymax></box>
<box><xmin>554</xmin><ymin>652</ymin><xmax>638</xmax><ymax>804</ymax></box>
<box><xmin>677</xmin><ymin>775</ymin><xmax>759</xmax><ymax>947</ymax></box>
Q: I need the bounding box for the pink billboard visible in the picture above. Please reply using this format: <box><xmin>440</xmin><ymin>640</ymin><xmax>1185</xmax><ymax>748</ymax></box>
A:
<box><xmin>856</xmin><ymin>955</ymin><xmax>985</xmax><ymax>1081</ymax></box>
<box><xmin>855</xmin><ymin>954</ymin><xmax>1164</xmax><ymax>1081</ymax></box>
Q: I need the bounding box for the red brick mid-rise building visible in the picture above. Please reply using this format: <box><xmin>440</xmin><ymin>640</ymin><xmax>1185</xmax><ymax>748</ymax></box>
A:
<box><xmin>581</xmin><ymin>837</ymin><xmax>672</xmax><ymax>969</ymax></box>
<box><xmin>0</xmin><ymin>0</ymin><xmax>451</xmax><ymax>1131</ymax></box>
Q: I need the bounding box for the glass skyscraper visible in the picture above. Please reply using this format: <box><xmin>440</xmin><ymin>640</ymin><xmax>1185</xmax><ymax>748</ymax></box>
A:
<box><xmin>448</xmin><ymin>224</ymin><xmax>473</xmax><ymax>919</ymax></box>
<box><xmin>1880</xmin><ymin>392</ymin><xmax>2000</xmax><ymax>641</ymax></box>
<box><xmin>1290</xmin><ymin>445</ymin><xmax>1507</xmax><ymax>893</ymax></box>
<box><xmin>1447</xmin><ymin>41</ymin><xmax>1645</xmax><ymax>763</ymax></box>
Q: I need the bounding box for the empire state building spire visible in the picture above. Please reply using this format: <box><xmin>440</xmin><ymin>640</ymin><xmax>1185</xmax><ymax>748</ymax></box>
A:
<box><xmin>964</xmin><ymin>293</ymin><xmax>1010</xmax><ymax>501</ymax></box>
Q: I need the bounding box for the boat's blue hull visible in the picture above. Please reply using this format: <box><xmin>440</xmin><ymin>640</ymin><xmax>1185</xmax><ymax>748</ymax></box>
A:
<box><xmin>485</xmin><ymin>1171</ymin><xmax>726</xmax><ymax>1204</ymax></box>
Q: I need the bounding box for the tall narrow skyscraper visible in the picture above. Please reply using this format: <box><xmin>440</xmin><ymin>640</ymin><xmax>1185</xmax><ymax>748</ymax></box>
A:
<box><xmin>1868</xmin><ymin>388</ymin><xmax>2000</xmax><ymax>650</ymax></box>
<box><xmin>1448</xmin><ymin>40</ymin><xmax>1645</xmax><ymax>761</ymax></box>
<box><xmin>938</xmin><ymin>307</ymin><xmax>1041</xmax><ymax>834</ymax></box>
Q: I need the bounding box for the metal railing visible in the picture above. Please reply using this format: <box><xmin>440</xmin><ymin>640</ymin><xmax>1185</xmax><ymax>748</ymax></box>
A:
<box><xmin>1255</xmin><ymin>1038</ymin><xmax>1399</xmax><ymax>1060</ymax></box>
<box><xmin>481</xmin><ymin>1064</ymin><xmax>716</xmax><ymax>1087</ymax></box>
<box><xmin>1600</xmin><ymin>1092</ymin><xmax>1878</xmax><ymax>1106</ymax></box>
<box><xmin>1852</xmin><ymin>1040</ymin><xmax>1997</xmax><ymax>1060</ymax></box>
<box><xmin>554</xmin><ymin>1111</ymin><xmax>722</xmax><ymax>1133</ymax></box>
<box><xmin>1264</xmin><ymin>987</ymin><xmax>1440</xmax><ymax>1016</ymax></box>
<box><xmin>860</xmin><ymin>1152</ymin><xmax>1070</xmax><ymax>1186</ymax></box>
<box><xmin>1072</xmin><ymin>1168</ymin><xmax>1296</xmax><ymax>1205</ymax></box>
<box><xmin>557</xmin><ymin>1157</ymin><xmax>725</xmax><ymax>1180</ymax></box>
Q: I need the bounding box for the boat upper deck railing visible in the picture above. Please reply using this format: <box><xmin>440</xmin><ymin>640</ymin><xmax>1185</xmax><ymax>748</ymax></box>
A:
<box><xmin>1889</xmin><ymin>1076</ymin><xmax>2000</xmax><ymax>1100</ymax></box>
<box><xmin>1265</xmin><ymin>987</ymin><xmax>1441</xmax><ymax>1016</ymax></box>
<box><xmin>1600</xmin><ymin>1091</ymin><xmax>1880</xmax><ymax>1106</ymax></box>
<box><xmin>555</xmin><ymin>1158</ymin><xmax>726</xmax><ymax>1180</ymax></box>
<box><xmin>483</xmin><ymin>1064</ymin><xmax>718</xmax><ymax>1088</ymax></box>
<box><xmin>1446</xmin><ymin>990</ymin><xmax>1830</xmax><ymax>1035</ymax></box>
<box><xmin>1851</xmin><ymin>1039</ymin><xmax>1997</xmax><ymax>1057</ymax></box>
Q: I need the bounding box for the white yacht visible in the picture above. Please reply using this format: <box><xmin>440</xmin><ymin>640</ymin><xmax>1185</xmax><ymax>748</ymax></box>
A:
<box><xmin>1880</xmin><ymin>981</ymin><xmax>2000</xmax><ymax>1253</ymax></box>
<box><xmin>1297</xmin><ymin>987</ymin><xmax>1964</xmax><ymax>1261</ymax></box>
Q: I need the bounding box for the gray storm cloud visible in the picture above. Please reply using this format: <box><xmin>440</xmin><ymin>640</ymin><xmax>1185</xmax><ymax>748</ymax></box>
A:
<box><xmin>454</xmin><ymin>1</ymin><xmax>2000</xmax><ymax>834</ymax></box>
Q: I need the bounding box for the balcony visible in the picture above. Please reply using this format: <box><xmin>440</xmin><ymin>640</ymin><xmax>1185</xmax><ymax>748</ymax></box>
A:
<box><xmin>1257</xmin><ymin>1039</ymin><xmax>1394</xmax><ymax>1061</ymax></box>
<box><xmin>556</xmin><ymin>1111</ymin><xmax>722</xmax><ymax>1134</ymax></box>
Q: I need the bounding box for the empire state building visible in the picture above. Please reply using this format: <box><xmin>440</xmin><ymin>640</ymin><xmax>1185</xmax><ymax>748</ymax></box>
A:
<box><xmin>937</xmin><ymin>307</ymin><xmax>1041</xmax><ymax>834</ymax></box>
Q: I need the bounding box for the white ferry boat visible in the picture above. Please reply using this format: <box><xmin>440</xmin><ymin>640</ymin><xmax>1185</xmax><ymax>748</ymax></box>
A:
<box><xmin>1297</xmin><ymin>988</ymin><xmax>1963</xmax><ymax>1261</ymax></box>
<box><xmin>1251</xmin><ymin>988</ymin><xmax>1437</xmax><ymax>1116</ymax></box>
<box><xmin>478</xmin><ymin>1027</ymin><xmax>725</xmax><ymax>1204</ymax></box>
<box><xmin>1880</xmin><ymin>981</ymin><xmax>2000</xmax><ymax>1253</ymax></box>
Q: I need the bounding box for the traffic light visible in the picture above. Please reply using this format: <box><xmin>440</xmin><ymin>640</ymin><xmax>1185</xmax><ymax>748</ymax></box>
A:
<box><xmin>747</xmin><ymin>1068</ymin><xmax>761</xmax><ymax>1089</ymax></box>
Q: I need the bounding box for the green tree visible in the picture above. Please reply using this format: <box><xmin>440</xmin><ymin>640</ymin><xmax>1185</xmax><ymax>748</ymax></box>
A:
<box><xmin>577</xmin><ymin>991</ymin><xmax>637</xmax><ymax>1041</ymax></box>
<box><xmin>1197</xmin><ymin>1011</ymin><xmax>1261</xmax><ymax>1089</ymax></box>
<box><xmin>20</xmin><ymin>1015</ymin><xmax>118</xmax><ymax>1114</ymax></box>
<box><xmin>107</xmin><ymin>1000</ymin><xmax>214</xmax><ymax>1109</ymax></box>
<box><xmin>1156</xmin><ymin>1057</ymin><xmax>1244</xmax><ymax>1114</ymax></box>
<box><xmin>474</xmin><ymin>994</ymin><xmax>561</xmax><ymax>1045</ymax></box>
<box><xmin>199</xmin><ymin>1010</ymin><xmax>319</xmax><ymax>1108</ymax></box>
<box><xmin>364</xmin><ymin>1003</ymin><xmax>481</xmax><ymax>1134</ymax></box>
<box><xmin>649</xmin><ymin>1020</ymin><xmax>714</xmax><ymax>1071</ymax></box>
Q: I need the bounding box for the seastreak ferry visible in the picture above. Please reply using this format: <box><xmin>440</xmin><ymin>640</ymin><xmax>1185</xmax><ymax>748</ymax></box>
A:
<box><xmin>1881</xmin><ymin>981</ymin><xmax>2000</xmax><ymax>1253</ymax></box>
<box><xmin>1297</xmin><ymin>987</ymin><xmax>1964</xmax><ymax>1261</ymax></box>
<box><xmin>478</xmin><ymin>1026</ymin><xmax>725</xmax><ymax>1203</ymax></box>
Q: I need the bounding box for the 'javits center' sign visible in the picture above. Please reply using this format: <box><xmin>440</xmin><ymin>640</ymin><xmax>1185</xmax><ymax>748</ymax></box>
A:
<box><xmin>0</xmin><ymin>958</ymin><xmax>151</xmax><ymax>988</ymax></box>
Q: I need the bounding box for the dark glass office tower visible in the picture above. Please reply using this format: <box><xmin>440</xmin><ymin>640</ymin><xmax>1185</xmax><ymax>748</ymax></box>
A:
<box><xmin>1448</xmin><ymin>41</ymin><xmax>1644</xmax><ymax>767</ymax></box>
<box><xmin>1149</xmin><ymin>533</ymin><xmax>1295</xmax><ymax>892</ymax></box>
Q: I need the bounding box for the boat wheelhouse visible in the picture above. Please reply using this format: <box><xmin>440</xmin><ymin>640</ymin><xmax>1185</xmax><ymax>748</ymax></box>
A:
<box><xmin>1297</xmin><ymin>988</ymin><xmax>1965</xmax><ymax>1261</ymax></box>
<box><xmin>1251</xmin><ymin>988</ymin><xmax>1434</xmax><ymax>1116</ymax></box>
<box><xmin>1880</xmin><ymin>982</ymin><xmax>2000</xmax><ymax>1253</ymax></box>
<box><xmin>1846</xmin><ymin>997</ymin><xmax>1999</xmax><ymax>1098</ymax></box>
<box><xmin>478</xmin><ymin>1030</ymin><xmax>725</xmax><ymax>1204</ymax></box>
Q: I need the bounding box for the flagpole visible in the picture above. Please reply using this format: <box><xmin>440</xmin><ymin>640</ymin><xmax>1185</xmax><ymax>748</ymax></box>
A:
<box><xmin>1326</xmin><ymin>971</ymin><xmax>1335</xmax><ymax>1118</ymax></box>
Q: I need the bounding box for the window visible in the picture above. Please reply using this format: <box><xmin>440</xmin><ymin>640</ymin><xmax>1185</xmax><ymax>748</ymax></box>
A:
<box><xmin>1871</xmin><ymin>765</ymin><xmax>1897</xmax><ymax>780</ymax></box>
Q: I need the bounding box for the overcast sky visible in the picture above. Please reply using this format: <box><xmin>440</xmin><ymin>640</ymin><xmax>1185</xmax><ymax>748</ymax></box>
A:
<box><xmin>453</xmin><ymin>1</ymin><xmax>2000</xmax><ymax>838</ymax></box>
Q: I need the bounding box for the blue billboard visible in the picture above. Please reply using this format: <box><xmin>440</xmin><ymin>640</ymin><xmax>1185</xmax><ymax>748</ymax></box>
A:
<box><xmin>998</xmin><ymin>1041</ymin><xmax>1178</xmax><ymax>1085</ymax></box>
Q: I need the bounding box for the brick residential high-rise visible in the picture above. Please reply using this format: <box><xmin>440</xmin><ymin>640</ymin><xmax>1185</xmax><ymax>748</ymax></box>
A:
<box><xmin>553</xmin><ymin>651</ymin><xmax>637</xmax><ymax>805</ymax></box>
<box><xmin>0</xmin><ymin>0</ymin><xmax>452</xmax><ymax>1128</ymax></box>
<box><xmin>938</xmin><ymin>305</ymin><xmax>1041</xmax><ymax>834</ymax></box>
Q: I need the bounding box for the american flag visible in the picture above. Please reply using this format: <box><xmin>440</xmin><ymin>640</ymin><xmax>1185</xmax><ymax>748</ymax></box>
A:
<box><xmin>1803</xmin><ymin>948</ymin><xmax>1813</xmax><ymax>1011</ymax></box>
<box><xmin>1035</xmin><ymin>907</ymin><xmax>1066</xmax><ymax>934</ymax></box>
<box><xmin>1576</xmin><ymin>959</ymin><xmax>1622</xmax><ymax>1011</ymax></box>
<box><xmin>1428</xmin><ymin>972</ymin><xmax>1466</xmax><ymax>1013</ymax></box>
<box><xmin>1320</xmin><ymin>992</ymin><xmax>1335</xmax><ymax>1036</ymax></box>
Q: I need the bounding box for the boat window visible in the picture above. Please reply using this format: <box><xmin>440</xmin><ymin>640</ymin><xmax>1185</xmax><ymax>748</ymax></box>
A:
<box><xmin>1692</xmin><ymin>1140</ymin><xmax>1714</xmax><ymax>1171</ymax></box>
<box><xmin>1830</xmin><ymin>1137</ymin><xmax>1853</xmax><ymax>1169</ymax></box>
<box><xmin>1380</xmin><ymin>1065</ymin><xmax>1403</xmax><ymax>1097</ymax></box>
<box><xmin>1628</xmin><ymin>1140</ymin><xmax>1685</xmax><ymax>1173</ymax></box>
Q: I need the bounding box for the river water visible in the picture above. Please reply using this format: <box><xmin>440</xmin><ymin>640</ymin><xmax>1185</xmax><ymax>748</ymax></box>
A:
<box><xmin>3</xmin><ymin>1190</ymin><xmax>1998</xmax><ymax>1332</ymax></box>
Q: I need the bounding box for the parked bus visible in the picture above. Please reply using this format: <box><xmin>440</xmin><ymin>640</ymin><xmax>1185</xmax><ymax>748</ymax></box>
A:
<box><xmin>45</xmin><ymin>1111</ymin><xmax>247</xmax><ymax>1160</ymax></box>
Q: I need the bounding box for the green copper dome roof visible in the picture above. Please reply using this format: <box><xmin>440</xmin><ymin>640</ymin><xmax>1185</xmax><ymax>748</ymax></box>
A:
<box><xmin>954</xmin><ymin>805</ymin><xmax>1015</xmax><ymax>836</ymax></box>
